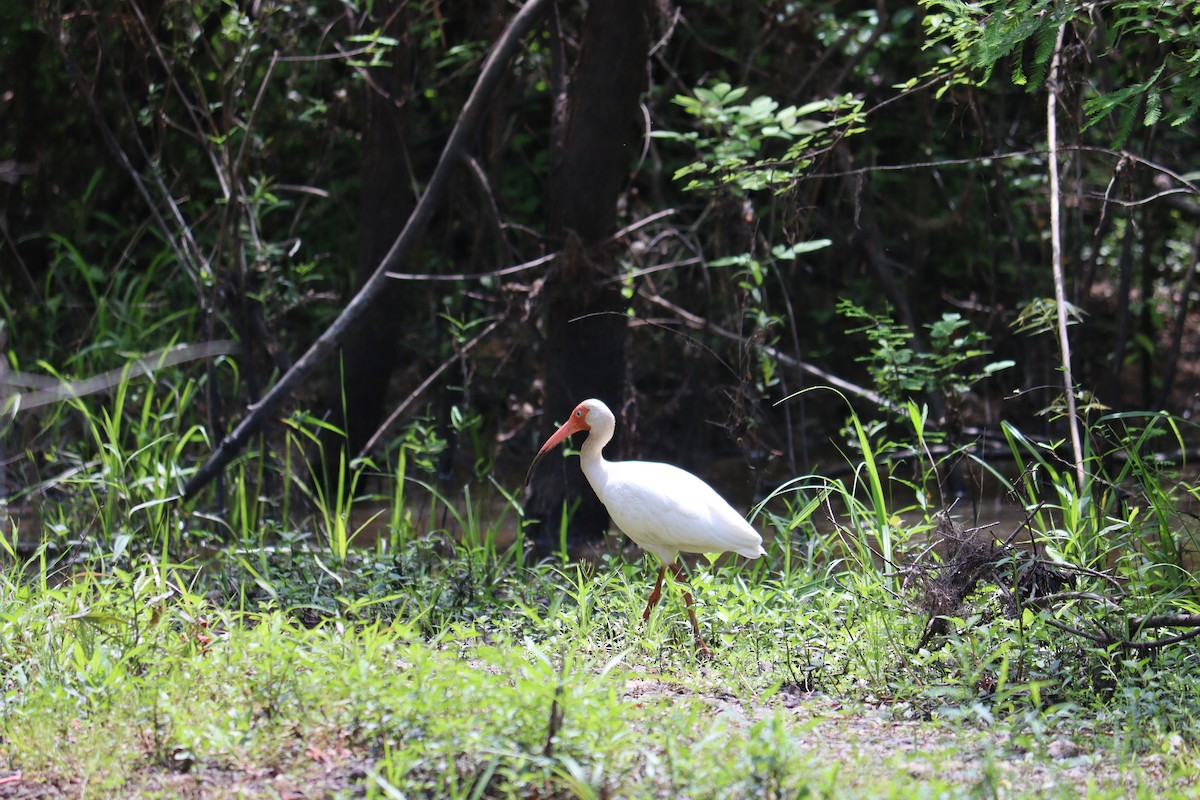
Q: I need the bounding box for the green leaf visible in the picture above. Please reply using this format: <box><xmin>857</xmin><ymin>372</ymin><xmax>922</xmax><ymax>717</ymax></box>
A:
<box><xmin>112</xmin><ymin>533</ymin><xmax>131</xmax><ymax>561</ymax></box>
<box><xmin>1145</xmin><ymin>88</ymin><xmax>1163</xmax><ymax>126</ymax></box>
<box><xmin>708</xmin><ymin>254</ymin><xmax>753</xmax><ymax>268</ymax></box>
<box><xmin>771</xmin><ymin>239</ymin><xmax>832</xmax><ymax>259</ymax></box>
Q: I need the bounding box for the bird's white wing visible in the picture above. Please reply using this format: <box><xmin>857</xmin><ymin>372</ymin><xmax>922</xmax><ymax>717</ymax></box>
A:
<box><xmin>599</xmin><ymin>460</ymin><xmax>764</xmax><ymax>560</ymax></box>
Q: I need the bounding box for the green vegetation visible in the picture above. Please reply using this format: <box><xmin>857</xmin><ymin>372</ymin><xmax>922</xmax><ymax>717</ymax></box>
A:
<box><xmin>5</xmin><ymin>1</ymin><xmax>1200</xmax><ymax>797</ymax></box>
<box><xmin>2</xmin><ymin>369</ymin><xmax>1199</xmax><ymax>796</ymax></box>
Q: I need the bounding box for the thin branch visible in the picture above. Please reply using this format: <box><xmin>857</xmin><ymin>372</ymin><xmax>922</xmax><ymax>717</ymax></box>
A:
<box><xmin>388</xmin><ymin>253</ymin><xmax>557</xmax><ymax>283</ymax></box>
<box><xmin>275</xmin><ymin>45</ymin><xmax>380</xmax><ymax>63</ymax></box>
<box><xmin>231</xmin><ymin>51</ymin><xmax>281</xmax><ymax>192</ymax></box>
<box><xmin>1022</xmin><ymin>591</ymin><xmax>1122</xmax><ymax>612</ymax></box>
<box><xmin>1046</xmin><ymin>24</ymin><xmax>1086</xmax><ymax>493</ymax></box>
<box><xmin>1030</xmin><ymin>557</ymin><xmax>1126</xmax><ymax>591</ymax></box>
<box><xmin>786</xmin><ymin>146</ymin><xmax>1200</xmax><ymax>203</ymax></box>
<box><xmin>129</xmin><ymin>0</ymin><xmax>231</xmax><ymax>201</ymax></box>
<box><xmin>384</xmin><ymin>209</ymin><xmax>676</xmax><ymax>283</ymax></box>
<box><xmin>273</xmin><ymin>184</ymin><xmax>332</xmax><ymax>199</ymax></box>
<box><xmin>357</xmin><ymin>317</ymin><xmax>504</xmax><ymax>457</ymax></box>
<box><xmin>1086</xmin><ymin>187</ymin><xmax>1195</xmax><ymax>208</ymax></box>
<box><xmin>1042</xmin><ymin>615</ymin><xmax>1114</xmax><ymax>645</ymax></box>
<box><xmin>1078</xmin><ymin>145</ymin><xmax>1200</xmax><ymax>198</ymax></box>
<box><xmin>600</xmin><ymin>257</ymin><xmax>703</xmax><ymax>284</ymax></box>
<box><xmin>611</xmin><ymin>207</ymin><xmax>678</xmax><ymax>240</ymax></box>
<box><xmin>1120</xmin><ymin>626</ymin><xmax>1200</xmax><ymax>650</ymax></box>
<box><xmin>0</xmin><ymin>216</ymin><xmax>37</xmax><ymax>292</ymax></box>
<box><xmin>464</xmin><ymin>154</ymin><xmax>514</xmax><ymax>264</ymax></box>
<box><xmin>182</xmin><ymin>0</ymin><xmax>553</xmax><ymax>499</ymax></box>
<box><xmin>640</xmin><ymin>290</ymin><xmax>891</xmax><ymax>408</ymax></box>
<box><xmin>57</xmin><ymin>44</ymin><xmax>204</xmax><ymax>288</ymax></box>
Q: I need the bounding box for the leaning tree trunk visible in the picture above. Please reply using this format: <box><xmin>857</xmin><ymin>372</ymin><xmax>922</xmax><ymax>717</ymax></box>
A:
<box><xmin>525</xmin><ymin>0</ymin><xmax>652</xmax><ymax>553</ymax></box>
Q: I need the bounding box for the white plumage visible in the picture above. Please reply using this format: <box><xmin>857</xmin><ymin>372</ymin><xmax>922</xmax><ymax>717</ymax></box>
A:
<box><xmin>527</xmin><ymin>398</ymin><xmax>765</xmax><ymax>653</ymax></box>
<box><xmin>585</xmin><ymin>459</ymin><xmax>765</xmax><ymax>562</ymax></box>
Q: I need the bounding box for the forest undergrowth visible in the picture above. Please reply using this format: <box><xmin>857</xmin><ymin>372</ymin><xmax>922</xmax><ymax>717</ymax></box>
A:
<box><xmin>1</xmin><ymin>371</ymin><xmax>1199</xmax><ymax>799</ymax></box>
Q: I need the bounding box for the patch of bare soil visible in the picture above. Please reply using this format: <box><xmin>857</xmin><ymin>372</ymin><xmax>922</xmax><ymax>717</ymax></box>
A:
<box><xmin>2</xmin><ymin>683</ymin><xmax>1188</xmax><ymax>799</ymax></box>
<box><xmin>0</xmin><ymin>749</ymin><xmax>372</xmax><ymax>800</ymax></box>
<box><xmin>623</xmin><ymin>678</ymin><xmax>1184</xmax><ymax>796</ymax></box>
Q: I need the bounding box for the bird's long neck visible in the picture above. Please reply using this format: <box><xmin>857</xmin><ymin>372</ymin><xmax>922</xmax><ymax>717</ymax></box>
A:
<box><xmin>579</xmin><ymin>425</ymin><xmax>612</xmax><ymax>497</ymax></box>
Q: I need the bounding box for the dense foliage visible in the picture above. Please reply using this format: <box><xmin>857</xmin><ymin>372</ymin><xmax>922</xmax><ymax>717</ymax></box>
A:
<box><xmin>6</xmin><ymin>1</ymin><xmax>1200</xmax><ymax>473</ymax></box>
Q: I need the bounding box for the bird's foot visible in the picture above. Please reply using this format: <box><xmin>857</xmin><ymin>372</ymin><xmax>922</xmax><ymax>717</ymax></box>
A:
<box><xmin>694</xmin><ymin>640</ymin><xmax>714</xmax><ymax>660</ymax></box>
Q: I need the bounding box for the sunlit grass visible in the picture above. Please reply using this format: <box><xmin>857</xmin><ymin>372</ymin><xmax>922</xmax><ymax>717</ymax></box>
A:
<box><xmin>2</xmin><ymin>371</ymin><xmax>1200</xmax><ymax>796</ymax></box>
<box><xmin>2</xmin><ymin>557</ymin><xmax>1196</xmax><ymax>798</ymax></box>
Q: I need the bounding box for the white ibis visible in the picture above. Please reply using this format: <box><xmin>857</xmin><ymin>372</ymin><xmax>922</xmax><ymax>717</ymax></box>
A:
<box><xmin>527</xmin><ymin>398</ymin><xmax>765</xmax><ymax>654</ymax></box>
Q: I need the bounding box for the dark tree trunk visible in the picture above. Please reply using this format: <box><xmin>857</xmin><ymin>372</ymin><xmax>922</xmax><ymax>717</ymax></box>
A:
<box><xmin>317</xmin><ymin>3</ymin><xmax>514</xmax><ymax>481</ymax></box>
<box><xmin>316</xmin><ymin>3</ymin><xmax>418</xmax><ymax>474</ymax></box>
<box><xmin>525</xmin><ymin>0</ymin><xmax>652</xmax><ymax>553</ymax></box>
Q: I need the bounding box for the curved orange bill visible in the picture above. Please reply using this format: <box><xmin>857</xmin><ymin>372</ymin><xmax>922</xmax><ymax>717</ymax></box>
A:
<box><xmin>525</xmin><ymin>415</ymin><xmax>588</xmax><ymax>485</ymax></box>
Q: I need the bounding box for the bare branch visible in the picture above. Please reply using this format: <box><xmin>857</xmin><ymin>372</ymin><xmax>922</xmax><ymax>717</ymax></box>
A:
<box><xmin>384</xmin><ymin>209</ymin><xmax>677</xmax><ymax>284</ymax></box>
<box><xmin>1046</xmin><ymin>24</ymin><xmax>1086</xmax><ymax>493</ymax></box>
<box><xmin>2</xmin><ymin>342</ymin><xmax>238</xmax><ymax>412</ymax></box>
<box><xmin>1121</xmin><ymin>626</ymin><xmax>1200</xmax><ymax>650</ymax></box>
<box><xmin>357</xmin><ymin>317</ymin><xmax>504</xmax><ymax>458</ymax></box>
<box><xmin>1042</xmin><ymin>615</ymin><xmax>1114</xmax><ymax>645</ymax></box>
<box><xmin>1130</xmin><ymin>613</ymin><xmax>1200</xmax><ymax>631</ymax></box>
<box><xmin>640</xmin><ymin>291</ymin><xmax>892</xmax><ymax>409</ymax></box>
<box><xmin>387</xmin><ymin>253</ymin><xmax>557</xmax><ymax>283</ymax></box>
<box><xmin>1022</xmin><ymin>591</ymin><xmax>1122</xmax><ymax>612</ymax></box>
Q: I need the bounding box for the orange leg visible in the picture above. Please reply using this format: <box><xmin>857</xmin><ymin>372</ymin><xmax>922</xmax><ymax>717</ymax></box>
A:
<box><xmin>668</xmin><ymin>563</ymin><xmax>712</xmax><ymax>657</ymax></box>
<box><xmin>642</xmin><ymin>564</ymin><xmax>667</xmax><ymax>622</ymax></box>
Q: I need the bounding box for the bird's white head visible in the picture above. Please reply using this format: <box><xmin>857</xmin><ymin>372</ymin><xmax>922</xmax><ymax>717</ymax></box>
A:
<box><xmin>525</xmin><ymin>398</ymin><xmax>616</xmax><ymax>484</ymax></box>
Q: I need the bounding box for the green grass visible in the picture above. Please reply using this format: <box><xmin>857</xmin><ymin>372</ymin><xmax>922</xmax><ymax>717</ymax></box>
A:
<box><xmin>3</xmin><ymin>369</ymin><xmax>1200</xmax><ymax>797</ymax></box>
<box><xmin>3</xmin><ymin>557</ymin><xmax>1196</xmax><ymax>799</ymax></box>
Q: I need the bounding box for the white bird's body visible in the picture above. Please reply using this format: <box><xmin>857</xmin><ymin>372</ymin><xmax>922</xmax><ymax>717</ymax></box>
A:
<box><xmin>527</xmin><ymin>398</ymin><xmax>765</xmax><ymax>654</ymax></box>
<box><xmin>581</xmin><ymin>456</ymin><xmax>766</xmax><ymax>563</ymax></box>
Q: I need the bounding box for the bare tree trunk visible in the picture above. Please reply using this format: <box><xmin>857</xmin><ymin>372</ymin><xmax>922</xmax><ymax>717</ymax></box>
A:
<box><xmin>525</xmin><ymin>0</ymin><xmax>653</xmax><ymax>552</ymax></box>
<box><xmin>315</xmin><ymin>0</ymin><xmax>418</xmax><ymax>480</ymax></box>
<box><xmin>1154</xmin><ymin>228</ymin><xmax>1200</xmax><ymax>410</ymax></box>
